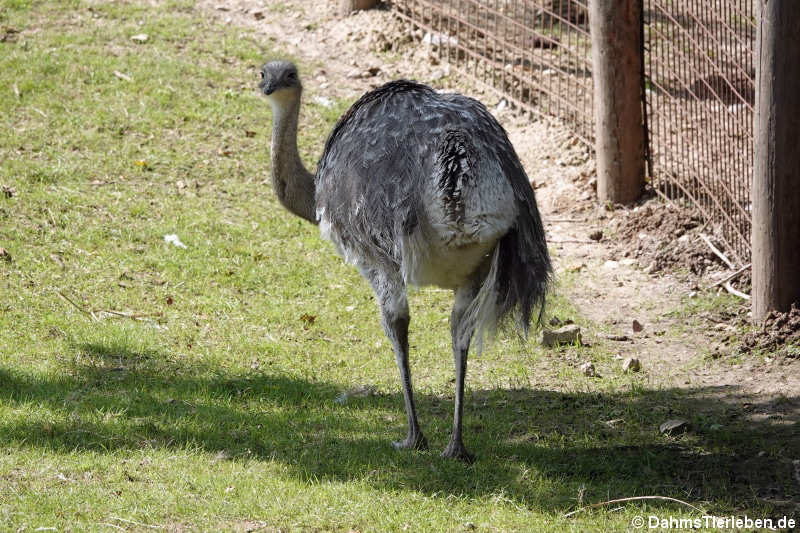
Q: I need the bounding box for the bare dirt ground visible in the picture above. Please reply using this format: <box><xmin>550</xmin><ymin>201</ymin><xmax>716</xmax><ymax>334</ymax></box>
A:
<box><xmin>199</xmin><ymin>0</ymin><xmax>799</xmax><ymax>422</ymax></box>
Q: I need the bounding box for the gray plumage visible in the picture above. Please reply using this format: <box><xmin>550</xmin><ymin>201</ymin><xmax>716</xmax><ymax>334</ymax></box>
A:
<box><xmin>259</xmin><ymin>60</ymin><xmax>551</xmax><ymax>462</ymax></box>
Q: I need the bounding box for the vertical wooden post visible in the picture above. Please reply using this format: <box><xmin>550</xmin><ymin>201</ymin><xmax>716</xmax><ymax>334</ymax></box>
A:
<box><xmin>752</xmin><ymin>0</ymin><xmax>800</xmax><ymax>321</ymax></box>
<box><xmin>339</xmin><ymin>0</ymin><xmax>378</xmax><ymax>17</ymax></box>
<box><xmin>589</xmin><ymin>0</ymin><xmax>646</xmax><ymax>204</ymax></box>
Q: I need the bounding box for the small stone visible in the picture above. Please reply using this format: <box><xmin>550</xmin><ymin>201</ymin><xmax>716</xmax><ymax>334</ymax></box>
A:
<box><xmin>622</xmin><ymin>357</ymin><xmax>641</xmax><ymax>373</ymax></box>
<box><xmin>131</xmin><ymin>33</ymin><xmax>149</xmax><ymax>43</ymax></box>
<box><xmin>1</xmin><ymin>185</ymin><xmax>15</xmax><ymax>198</ymax></box>
<box><xmin>252</xmin><ymin>10</ymin><xmax>264</xmax><ymax>20</ymax></box>
<box><xmin>580</xmin><ymin>361</ymin><xmax>596</xmax><ymax>377</ymax></box>
<box><xmin>0</xmin><ymin>248</ymin><xmax>10</xmax><ymax>262</ymax></box>
<box><xmin>541</xmin><ymin>324</ymin><xmax>582</xmax><ymax>347</ymax></box>
<box><xmin>659</xmin><ymin>419</ymin><xmax>688</xmax><ymax>435</ymax></box>
<box><xmin>588</xmin><ymin>229</ymin><xmax>603</xmax><ymax>241</ymax></box>
<box><xmin>346</xmin><ymin>68</ymin><xmax>363</xmax><ymax>79</ymax></box>
<box><xmin>632</xmin><ymin>319</ymin><xmax>644</xmax><ymax>333</ymax></box>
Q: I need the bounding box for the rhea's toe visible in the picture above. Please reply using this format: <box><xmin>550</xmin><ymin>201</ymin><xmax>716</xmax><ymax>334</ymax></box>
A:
<box><xmin>392</xmin><ymin>432</ymin><xmax>428</xmax><ymax>451</ymax></box>
<box><xmin>441</xmin><ymin>439</ymin><xmax>475</xmax><ymax>463</ymax></box>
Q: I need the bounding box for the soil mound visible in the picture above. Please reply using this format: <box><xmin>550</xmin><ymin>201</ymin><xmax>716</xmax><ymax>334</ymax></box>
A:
<box><xmin>738</xmin><ymin>305</ymin><xmax>800</xmax><ymax>358</ymax></box>
<box><xmin>609</xmin><ymin>202</ymin><xmax>730</xmax><ymax>277</ymax></box>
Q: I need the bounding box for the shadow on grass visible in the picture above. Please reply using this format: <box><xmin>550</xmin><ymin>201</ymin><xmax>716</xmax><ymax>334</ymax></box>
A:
<box><xmin>0</xmin><ymin>341</ymin><xmax>798</xmax><ymax>514</ymax></box>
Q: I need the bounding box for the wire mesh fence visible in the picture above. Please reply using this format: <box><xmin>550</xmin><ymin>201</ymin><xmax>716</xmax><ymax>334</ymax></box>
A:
<box><xmin>643</xmin><ymin>0</ymin><xmax>755</xmax><ymax>264</ymax></box>
<box><xmin>390</xmin><ymin>0</ymin><xmax>756</xmax><ymax>265</ymax></box>
<box><xmin>391</xmin><ymin>0</ymin><xmax>594</xmax><ymax>144</ymax></box>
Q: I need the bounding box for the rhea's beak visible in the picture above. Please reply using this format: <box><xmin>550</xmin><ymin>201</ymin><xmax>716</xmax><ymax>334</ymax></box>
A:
<box><xmin>260</xmin><ymin>79</ymin><xmax>277</xmax><ymax>96</ymax></box>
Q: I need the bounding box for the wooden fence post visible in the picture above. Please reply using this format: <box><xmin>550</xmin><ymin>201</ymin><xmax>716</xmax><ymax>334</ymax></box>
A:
<box><xmin>752</xmin><ymin>0</ymin><xmax>800</xmax><ymax>321</ymax></box>
<box><xmin>339</xmin><ymin>0</ymin><xmax>378</xmax><ymax>17</ymax></box>
<box><xmin>589</xmin><ymin>0</ymin><xmax>646</xmax><ymax>205</ymax></box>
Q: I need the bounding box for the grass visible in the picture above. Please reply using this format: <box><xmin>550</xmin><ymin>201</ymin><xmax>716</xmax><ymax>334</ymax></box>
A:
<box><xmin>1</xmin><ymin>1</ymin><xmax>798</xmax><ymax>531</ymax></box>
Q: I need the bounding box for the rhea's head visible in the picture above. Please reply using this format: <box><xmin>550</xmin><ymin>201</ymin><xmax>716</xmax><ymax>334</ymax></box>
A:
<box><xmin>259</xmin><ymin>60</ymin><xmax>302</xmax><ymax>105</ymax></box>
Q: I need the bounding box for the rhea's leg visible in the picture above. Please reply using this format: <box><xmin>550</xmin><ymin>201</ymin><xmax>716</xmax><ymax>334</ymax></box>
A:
<box><xmin>365</xmin><ymin>268</ymin><xmax>427</xmax><ymax>451</ymax></box>
<box><xmin>441</xmin><ymin>282</ymin><xmax>480</xmax><ymax>463</ymax></box>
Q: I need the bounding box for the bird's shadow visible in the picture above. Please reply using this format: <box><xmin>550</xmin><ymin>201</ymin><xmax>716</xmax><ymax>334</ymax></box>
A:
<box><xmin>1</xmin><ymin>341</ymin><xmax>798</xmax><ymax>514</ymax></box>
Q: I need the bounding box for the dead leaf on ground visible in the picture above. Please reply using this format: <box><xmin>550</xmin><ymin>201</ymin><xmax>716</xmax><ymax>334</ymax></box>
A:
<box><xmin>659</xmin><ymin>419</ymin><xmax>688</xmax><ymax>435</ymax></box>
<box><xmin>213</xmin><ymin>450</ymin><xmax>232</xmax><ymax>462</ymax></box>
<box><xmin>0</xmin><ymin>27</ymin><xmax>20</xmax><ymax>43</ymax></box>
<box><xmin>299</xmin><ymin>313</ymin><xmax>316</xmax><ymax>325</ymax></box>
<box><xmin>334</xmin><ymin>385</ymin><xmax>378</xmax><ymax>405</ymax></box>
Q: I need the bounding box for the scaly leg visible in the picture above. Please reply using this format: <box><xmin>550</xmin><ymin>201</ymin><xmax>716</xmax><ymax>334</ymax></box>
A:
<box><xmin>441</xmin><ymin>282</ymin><xmax>480</xmax><ymax>463</ymax></box>
<box><xmin>364</xmin><ymin>268</ymin><xmax>427</xmax><ymax>451</ymax></box>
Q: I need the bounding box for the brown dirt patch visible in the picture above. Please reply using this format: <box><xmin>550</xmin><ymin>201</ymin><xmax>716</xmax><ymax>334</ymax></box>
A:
<box><xmin>738</xmin><ymin>305</ymin><xmax>800</xmax><ymax>359</ymax></box>
<box><xmin>606</xmin><ymin>200</ymin><xmax>730</xmax><ymax>278</ymax></box>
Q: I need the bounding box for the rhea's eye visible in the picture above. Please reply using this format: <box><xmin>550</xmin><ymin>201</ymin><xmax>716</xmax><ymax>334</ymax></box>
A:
<box><xmin>287</xmin><ymin>72</ymin><xmax>297</xmax><ymax>80</ymax></box>
<box><xmin>260</xmin><ymin>71</ymin><xmax>265</xmax><ymax>79</ymax></box>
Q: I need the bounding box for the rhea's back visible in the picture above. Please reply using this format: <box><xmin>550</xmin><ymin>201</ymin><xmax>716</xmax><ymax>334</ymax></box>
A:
<box><xmin>314</xmin><ymin>81</ymin><xmax>534</xmax><ymax>279</ymax></box>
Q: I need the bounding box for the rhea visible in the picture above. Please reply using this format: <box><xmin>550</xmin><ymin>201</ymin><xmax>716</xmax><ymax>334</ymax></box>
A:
<box><xmin>259</xmin><ymin>60</ymin><xmax>551</xmax><ymax>462</ymax></box>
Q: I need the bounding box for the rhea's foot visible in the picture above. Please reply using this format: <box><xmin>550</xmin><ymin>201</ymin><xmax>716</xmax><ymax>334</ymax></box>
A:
<box><xmin>392</xmin><ymin>432</ymin><xmax>428</xmax><ymax>451</ymax></box>
<box><xmin>441</xmin><ymin>438</ymin><xmax>475</xmax><ymax>463</ymax></box>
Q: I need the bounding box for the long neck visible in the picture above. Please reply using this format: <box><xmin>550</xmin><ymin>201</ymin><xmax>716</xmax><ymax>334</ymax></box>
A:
<box><xmin>270</xmin><ymin>95</ymin><xmax>317</xmax><ymax>224</ymax></box>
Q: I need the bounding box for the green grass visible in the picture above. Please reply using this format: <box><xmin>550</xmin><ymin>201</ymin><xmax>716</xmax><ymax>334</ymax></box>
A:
<box><xmin>1</xmin><ymin>1</ymin><xmax>798</xmax><ymax>531</ymax></box>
